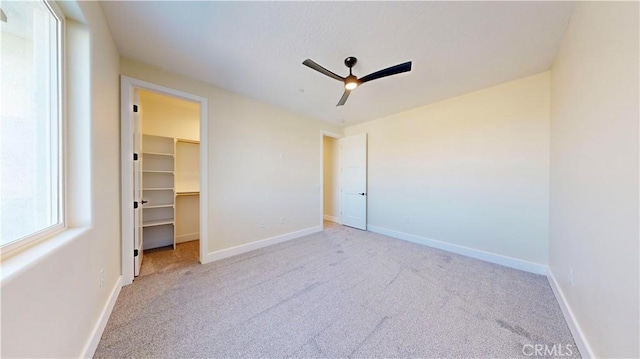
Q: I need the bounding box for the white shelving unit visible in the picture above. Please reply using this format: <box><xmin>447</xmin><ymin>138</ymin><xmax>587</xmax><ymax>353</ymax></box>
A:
<box><xmin>142</xmin><ymin>134</ymin><xmax>176</xmax><ymax>250</ymax></box>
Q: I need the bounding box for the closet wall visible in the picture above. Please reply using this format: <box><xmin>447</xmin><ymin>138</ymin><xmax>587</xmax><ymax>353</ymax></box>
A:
<box><xmin>139</xmin><ymin>90</ymin><xmax>200</xmax><ymax>246</ymax></box>
<box><xmin>175</xmin><ymin>141</ymin><xmax>200</xmax><ymax>242</ymax></box>
<box><xmin>140</xmin><ymin>91</ymin><xmax>199</xmax><ymax>141</ymax></box>
<box><xmin>323</xmin><ymin>136</ymin><xmax>339</xmax><ymax>222</ymax></box>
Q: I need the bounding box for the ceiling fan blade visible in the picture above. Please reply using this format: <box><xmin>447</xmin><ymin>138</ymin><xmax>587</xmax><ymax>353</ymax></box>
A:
<box><xmin>359</xmin><ymin>61</ymin><xmax>412</xmax><ymax>84</ymax></box>
<box><xmin>336</xmin><ymin>90</ymin><xmax>351</xmax><ymax>106</ymax></box>
<box><xmin>303</xmin><ymin>59</ymin><xmax>345</xmax><ymax>82</ymax></box>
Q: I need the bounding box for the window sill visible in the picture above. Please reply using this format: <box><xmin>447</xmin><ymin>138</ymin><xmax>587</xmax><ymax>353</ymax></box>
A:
<box><xmin>0</xmin><ymin>226</ymin><xmax>91</xmax><ymax>286</ymax></box>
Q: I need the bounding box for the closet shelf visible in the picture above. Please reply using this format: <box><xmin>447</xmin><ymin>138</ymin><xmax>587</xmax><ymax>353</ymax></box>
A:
<box><xmin>143</xmin><ymin>219</ymin><xmax>174</xmax><ymax>227</ymax></box>
<box><xmin>143</xmin><ymin>170</ymin><xmax>174</xmax><ymax>174</ymax></box>
<box><xmin>140</xmin><ymin>134</ymin><xmax>177</xmax><ymax>251</ymax></box>
<box><xmin>143</xmin><ymin>203</ymin><xmax>174</xmax><ymax>209</ymax></box>
<box><xmin>176</xmin><ymin>191</ymin><xmax>200</xmax><ymax>196</ymax></box>
<box><xmin>142</xmin><ymin>151</ymin><xmax>174</xmax><ymax>157</ymax></box>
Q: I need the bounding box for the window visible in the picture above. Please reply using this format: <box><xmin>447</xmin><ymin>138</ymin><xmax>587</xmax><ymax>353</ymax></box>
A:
<box><xmin>0</xmin><ymin>1</ymin><xmax>64</xmax><ymax>250</ymax></box>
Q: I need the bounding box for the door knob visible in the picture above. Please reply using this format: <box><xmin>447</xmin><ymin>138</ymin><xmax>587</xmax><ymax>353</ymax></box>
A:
<box><xmin>141</xmin><ymin>200</ymin><xmax>148</xmax><ymax>204</ymax></box>
<box><xmin>359</xmin><ymin>193</ymin><xmax>366</xmax><ymax>196</ymax></box>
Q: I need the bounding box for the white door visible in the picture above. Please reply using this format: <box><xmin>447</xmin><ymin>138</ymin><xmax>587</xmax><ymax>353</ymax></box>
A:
<box><xmin>133</xmin><ymin>92</ymin><xmax>144</xmax><ymax>276</ymax></box>
<box><xmin>340</xmin><ymin>133</ymin><xmax>367</xmax><ymax>230</ymax></box>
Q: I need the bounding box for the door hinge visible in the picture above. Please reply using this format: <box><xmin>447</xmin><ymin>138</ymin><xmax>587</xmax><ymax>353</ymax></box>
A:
<box><xmin>134</xmin><ymin>201</ymin><xmax>138</xmax><ymax>209</ymax></box>
<box><xmin>133</xmin><ymin>153</ymin><xmax>138</xmax><ymax>161</ymax></box>
<box><xmin>134</xmin><ymin>249</ymin><xmax>139</xmax><ymax>257</ymax></box>
<box><xmin>133</xmin><ymin>104</ymin><xmax>138</xmax><ymax>113</ymax></box>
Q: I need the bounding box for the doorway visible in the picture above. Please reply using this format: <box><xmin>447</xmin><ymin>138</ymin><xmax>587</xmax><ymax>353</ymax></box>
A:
<box><xmin>137</xmin><ymin>90</ymin><xmax>201</xmax><ymax>276</ymax></box>
<box><xmin>321</xmin><ymin>131</ymin><xmax>368</xmax><ymax>231</ymax></box>
<box><xmin>321</xmin><ymin>131</ymin><xmax>342</xmax><ymax>229</ymax></box>
<box><xmin>120</xmin><ymin>76</ymin><xmax>208</xmax><ymax>285</ymax></box>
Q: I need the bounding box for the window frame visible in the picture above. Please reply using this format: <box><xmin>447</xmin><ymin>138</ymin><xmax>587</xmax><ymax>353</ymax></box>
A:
<box><xmin>1</xmin><ymin>0</ymin><xmax>66</xmax><ymax>254</ymax></box>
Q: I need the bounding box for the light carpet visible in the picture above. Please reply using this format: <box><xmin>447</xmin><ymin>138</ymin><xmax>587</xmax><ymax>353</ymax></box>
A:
<box><xmin>139</xmin><ymin>240</ymin><xmax>200</xmax><ymax>277</ymax></box>
<box><xmin>95</xmin><ymin>223</ymin><xmax>578</xmax><ymax>358</ymax></box>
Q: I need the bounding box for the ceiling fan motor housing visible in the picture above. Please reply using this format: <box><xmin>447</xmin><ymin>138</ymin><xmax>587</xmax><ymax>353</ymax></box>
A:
<box><xmin>344</xmin><ymin>57</ymin><xmax>358</xmax><ymax>68</ymax></box>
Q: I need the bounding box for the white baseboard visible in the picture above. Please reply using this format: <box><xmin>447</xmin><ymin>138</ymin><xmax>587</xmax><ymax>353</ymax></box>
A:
<box><xmin>81</xmin><ymin>275</ymin><xmax>122</xmax><ymax>358</ymax></box>
<box><xmin>367</xmin><ymin>225</ymin><xmax>547</xmax><ymax>275</ymax></box>
<box><xmin>323</xmin><ymin>215</ymin><xmax>339</xmax><ymax>223</ymax></box>
<box><xmin>202</xmin><ymin>226</ymin><xmax>323</xmax><ymax>264</ymax></box>
<box><xmin>176</xmin><ymin>232</ymin><xmax>199</xmax><ymax>243</ymax></box>
<box><xmin>547</xmin><ymin>269</ymin><xmax>594</xmax><ymax>358</ymax></box>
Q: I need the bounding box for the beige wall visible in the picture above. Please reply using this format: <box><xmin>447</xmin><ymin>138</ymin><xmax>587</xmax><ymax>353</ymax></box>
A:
<box><xmin>345</xmin><ymin>72</ymin><xmax>550</xmax><ymax>265</ymax></box>
<box><xmin>121</xmin><ymin>58</ymin><xmax>343</xmax><ymax>253</ymax></box>
<box><xmin>323</xmin><ymin>136</ymin><xmax>339</xmax><ymax>219</ymax></box>
<box><xmin>549</xmin><ymin>2</ymin><xmax>639</xmax><ymax>357</ymax></box>
<box><xmin>175</xmin><ymin>141</ymin><xmax>200</xmax><ymax>193</ymax></box>
<box><xmin>176</xmin><ymin>139</ymin><xmax>200</xmax><ymax>242</ymax></box>
<box><xmin>176</xmin><ymin>194</ymin><xmax>200</xmax><ymax>243</ymax></box>
<box><xmin>139</xmin><ymin>90</ymin><xmax>200</xmax><ymax>141</ymax></box>
<box><xmin>1</xmin><ymin>2</ymin><xmax>121</xmax><ymax>357</ymax></box>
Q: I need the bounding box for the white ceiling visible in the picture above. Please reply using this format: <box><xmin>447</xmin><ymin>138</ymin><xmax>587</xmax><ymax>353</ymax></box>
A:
<box><xmin>101</xmin><ymin>1</ymin><xmax>574</xmax><ymax>126</ymax></box>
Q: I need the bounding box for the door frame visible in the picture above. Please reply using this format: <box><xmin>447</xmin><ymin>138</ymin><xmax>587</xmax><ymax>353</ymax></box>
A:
<box><xmin>320</xmin><ymin>130</ymin><xmax>343</xmax><ymax>225</ymax></box>
<box><xmin>120</xmin><ymin>76</ymin><xmax>209</xmax><ymax>285</ymax></box>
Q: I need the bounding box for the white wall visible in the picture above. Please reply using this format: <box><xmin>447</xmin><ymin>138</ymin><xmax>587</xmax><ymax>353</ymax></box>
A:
<box><xmin>0</xmin><ymin>2</ymin><xmax>121</xmax><ymax>357</ymax></box>
<box><xmin>323</xmin><ymin>136</ymin><xmax>339</xmax><ymax>220</ymax></box>
<box><xmin>549</xmin><ymin>2</ymin><xmax>639</xmax><ymax>357</ymax></box>
<box><xmin>345</xmin><ymin>72</ymin><xmax>550</xmax><ymax>266</ymax></box>
<box><xmin>120</xmin><ymin>58</ymin><xmax>343</xmax><ymax>254</ymax></box>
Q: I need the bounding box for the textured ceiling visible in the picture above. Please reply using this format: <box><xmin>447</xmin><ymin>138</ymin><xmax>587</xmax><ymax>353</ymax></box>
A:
<box><xmin>101</xmin><ymin>1</ymin><xmax>574</xmax><ymax>125</ymax></box>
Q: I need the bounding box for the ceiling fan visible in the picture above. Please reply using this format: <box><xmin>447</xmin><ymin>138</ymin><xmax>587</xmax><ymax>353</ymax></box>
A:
<box><xmin>302</xmin><ymin>57</ymin><xmax>412</xmax><ymax>106</ymax></box>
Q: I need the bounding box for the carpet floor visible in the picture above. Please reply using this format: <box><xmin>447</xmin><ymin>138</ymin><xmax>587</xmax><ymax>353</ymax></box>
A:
<box><xmin>95</xmin><ymin>223</ymin><xmax>578</xmax><ymax>358</ymax></box>
<box><xmin>139</xmin><ymin>240</ymin><xmax>200</xmax><ymax>277</ymax></box>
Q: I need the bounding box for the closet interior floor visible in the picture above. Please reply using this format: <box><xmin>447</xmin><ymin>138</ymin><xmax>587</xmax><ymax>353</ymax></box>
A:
<box><xmin>139</xmin><ymin>240</ymin><xmax>199</xmax><ymax>277</ymax></box>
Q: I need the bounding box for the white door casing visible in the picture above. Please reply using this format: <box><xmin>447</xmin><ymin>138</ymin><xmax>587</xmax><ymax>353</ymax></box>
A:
<box><xmin>339</xmin><ymin>133</ymin><xmax>367</xmax><ymax>230</ymax></box>
<box><xmin>121</xmin><ymin>76</ymin><xmax>209</xmax><ymax>285</ymax></box>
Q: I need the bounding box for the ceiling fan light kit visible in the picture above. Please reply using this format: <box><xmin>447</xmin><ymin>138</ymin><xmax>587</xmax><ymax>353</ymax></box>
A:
<box><xmin>345</xmin><ymin>77</ymin><xmax>358</xmax><ymax>90</ymax></box>
<box><xmin>302</xmin><ymin>56</ymin><xmax>412</xmax><ymax>106</ymax></box>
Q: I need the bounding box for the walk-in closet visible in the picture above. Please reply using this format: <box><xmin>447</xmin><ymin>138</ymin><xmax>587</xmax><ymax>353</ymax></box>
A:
<box><xmin>137</xmin><ymin>89</ymin><xmax>201</xmax><ymax>276</ymax></box>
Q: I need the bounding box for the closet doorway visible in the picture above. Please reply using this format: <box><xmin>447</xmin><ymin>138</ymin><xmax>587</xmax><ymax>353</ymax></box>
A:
<box><xmin>137</xmin><ymin>90</ymin><xmax>200</xmax><ymax>276</ymax></box>
<box><xmin>121</xmin><ymin>76</ymin><xmax>208</xmax><ymax>285</ymax></box>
